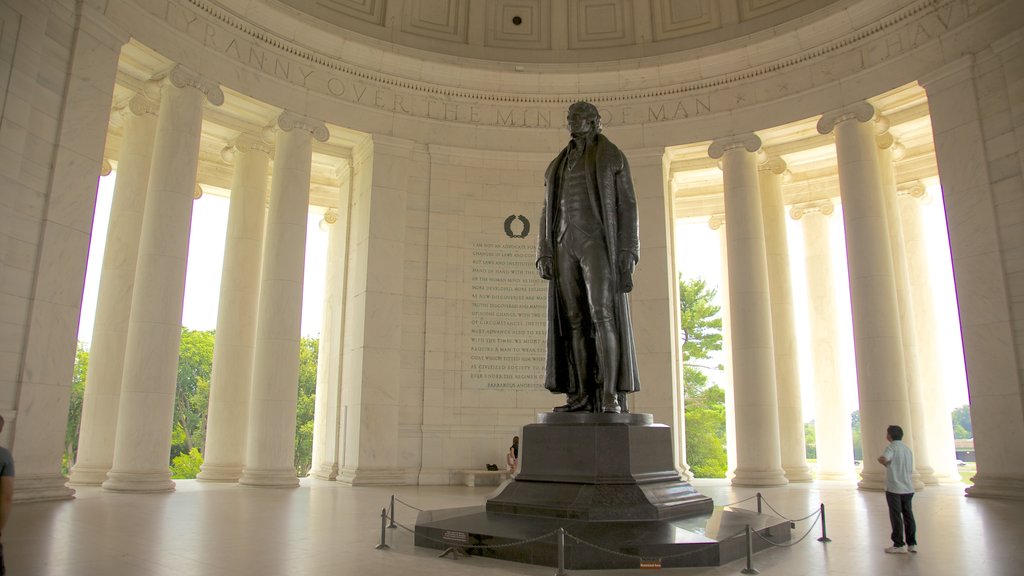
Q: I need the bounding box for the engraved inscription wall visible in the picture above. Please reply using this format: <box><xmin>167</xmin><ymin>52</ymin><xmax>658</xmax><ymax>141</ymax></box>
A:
<box><xmin>466</xmin><ymin>238</ymin><xmax>547</xmax><ymax>390</ymax></box>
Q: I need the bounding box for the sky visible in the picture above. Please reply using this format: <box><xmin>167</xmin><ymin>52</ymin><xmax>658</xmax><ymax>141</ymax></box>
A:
<box><xmin>77</xmin><ymin>175</ymin><xmax>329</xmax><ymax>342</ymax></box>
<box><xmin>78</xmin><ymin>174</ymin><xmax>968</xmax><ymax>417</ymax></box>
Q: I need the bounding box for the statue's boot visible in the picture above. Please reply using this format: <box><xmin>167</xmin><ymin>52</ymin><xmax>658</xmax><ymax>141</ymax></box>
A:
<box><xmin>595</xmin><ymin>321</ymin><xmax>621</xmax><ymax>414</ymax></box>
<box><xmin>553</xmin><ymin>392</ymin><xmax>591</xmax><ymax>412</ymax></box>
<box><xmin>554</xmin><ymin>329</ymin><xmax>593</xmax><ymax>413</ymax></box>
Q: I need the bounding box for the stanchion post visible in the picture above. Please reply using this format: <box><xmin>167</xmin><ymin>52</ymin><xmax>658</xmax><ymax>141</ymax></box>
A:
<box><xmin>756</xmin><ymin>492</ymin><xmax>762</xmax><ymax>515</ymax></box>
<box><xmin>388</xmin><ymin>495</ymin><xmax>397</xmax><ymax>528</ymax></box>
<box><xmin>817</xmin><ymin>503</ymin><xmax>832</xmax><ymax>542</ymax></box>
<box><xmin>741</xmin><ymin>525</ymin><xmax>759</xmax><ymax>575</ymax></box>
<box><xmin>555</xmin><ymin>527</ymin><xmax>567</xmax><ymax>576</ymax></box>
<box><xmin>375</xmin><ymin>508</ymin><xmax>390</xmax><ymax>550</ymax></box>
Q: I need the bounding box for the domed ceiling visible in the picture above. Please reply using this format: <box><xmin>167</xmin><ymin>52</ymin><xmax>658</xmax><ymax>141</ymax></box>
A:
<box><xmin>269</xmin><ymin>0</ymin><xmax>846</xmax><ymax>63</ymax></box>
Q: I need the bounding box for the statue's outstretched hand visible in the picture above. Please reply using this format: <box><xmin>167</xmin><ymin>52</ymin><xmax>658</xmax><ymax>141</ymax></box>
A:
<box><xmin>537</xmin><ymin>257</ymin><xmax>554</xmax><ymax>280</ymax></box>
<box><xmin>618</xmin><ymin>252</ymin><xmax>636</xmax><ymax>293</ymax></box>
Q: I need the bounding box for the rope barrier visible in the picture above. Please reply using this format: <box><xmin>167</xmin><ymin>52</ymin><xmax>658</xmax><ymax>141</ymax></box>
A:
<box><xmin>750</xmin><ymin>511</ymin><xmax>823</xmax><ymax>548</ymax></box>
<box><xmin>379</xmin><ymin>491</ymin><xmax>834</xmax><ymax>572</ymax></box>
<box><xmin>721</xmin><ymin>494</ymin><xmax>759</xmax><ymax>508</ymax></box>
<box><xmin>391</xmin><ymin>496</ymin><xmax>424</xmax><ymax>512</ymax></box>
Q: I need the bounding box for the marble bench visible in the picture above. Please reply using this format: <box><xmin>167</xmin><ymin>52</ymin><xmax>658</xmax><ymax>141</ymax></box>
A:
<box><xmin>457</xmin><ymin>469</ymin><xmax>511</xmax><ymax>487</ymax></box>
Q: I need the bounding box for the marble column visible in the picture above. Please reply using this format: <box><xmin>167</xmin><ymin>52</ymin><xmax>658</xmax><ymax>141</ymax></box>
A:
<box><xmin>338</xmin><ymin>135</ymin><xmax>414</xmax><ymax>485</ymax></box>
<box><xmin>626</xmin><ymin>149</ymin><xmax>680</xmax><ymax>441</ymax></box>
<box><xmin>876</xmin><ymin>131</ymin><xmax>938</xmax><ymax>485</ymax></box>
<box><xmin>898</xmin><ymin>185</ymin><xmax>961</xmax><ymax>482</ymax></box>
<box><xmin>311</xmin><ymin>163</ymin><xmax>353</xmax><ymax>481</ymax></box>
<box><xmin>102</xmin><ymin>66</ymin><xmax>223</xmax><ymax>493</ymax></box>
<box><xmin>69</xmin><ymin>94</ymin><xmax>159</xmax><ymax>486</ymax></box>
<box><xmin>921</xmin><ymin>53</ymin><xmax>1024</xmax><ymax>499</ymax></box>
<box><xmin>239</xmin><ymin>112</ymin><xmax>329</xmax><ymax>487</ymax></box>
<box><xmin>709</xmin><ymin>134</ymin><xmax>787</xmax><ymax>487</ymax></box>
<box><xmin>709</xmin><ymin>215</ymin><xmax>737</xmax><ymax>478</ymax></box>
<box><xmin>792</xmin><ymin>200</ymin><xmax>855</xmax><ymax>480</ymax></box>
<box><xmin>197</xmin><ymin>136</ymin><xmax>272</xmax><ymax>482</ymax></box>
<box><xmin>817</xmin><ymin>102</ymin><xmax>917</xmax><ymax>491</ymax></box>
<box><xmin>758</xmin><ymin>157</ymin><xmax>811</xmax><ymax>482</ymax></box>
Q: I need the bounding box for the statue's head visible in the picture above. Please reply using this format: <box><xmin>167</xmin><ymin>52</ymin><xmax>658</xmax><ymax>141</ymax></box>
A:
<box><xmin>567</xmin><ymin>101</ymin><xmax>602</xmax><ymax>136</ymax></box>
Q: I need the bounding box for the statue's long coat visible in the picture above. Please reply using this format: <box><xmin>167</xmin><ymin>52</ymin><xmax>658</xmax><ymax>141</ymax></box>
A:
<box><xmin>536</xmin><ymin>133</ymin><xmax>641</xmax><ymax>395</ymax></box>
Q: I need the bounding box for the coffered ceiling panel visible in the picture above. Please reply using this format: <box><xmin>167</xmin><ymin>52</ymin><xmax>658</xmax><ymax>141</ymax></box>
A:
<box><xmin>651</xmin><ymin>0</ymin><xmax>721</xmax><ymax>41</ymax></box>
<box><xmin>568</xmin><ymin>0</ymin><xmax>635</xmax><ymax>49</ymax></box>
<box><xmin>740</xmin><ymin>0</ymin><xmax>806</xmax><ymax>21</ymax></box>
<box><xmin>281</xmin><ymin>0</ymin><xmax>386</xmax><ymax>26</ymax></box>
<box><xmin>486</xmin><ymin>0</ymin><xmax>551</xmax><ymax>49</ymax></box>
<box><xmin>401</xmin><ymin>0</ymin><xmax>470</xmax><ymax>44</ymax></box>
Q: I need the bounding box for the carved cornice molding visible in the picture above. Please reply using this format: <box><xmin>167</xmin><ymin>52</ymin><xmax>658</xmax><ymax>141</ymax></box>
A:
<box><xmin>708</xmin><ymin>133</ymin><xmax>762</xmax><ymax>160</ymax></box>
<box><xmin>137</xmin><ymin>0</ymin><xmax>988</xmax><ymax>111</ymax></box>
<box><xmin>790</xmin><ymin>199</ymin><xmax>835</xmax><ymax>219</ymax></box>
<box><xmin>817</xmin><ymin>101</ymin><xmax>876</xmax><ymax>135</ymax></box>
<box><xmin>167</xmin><ymin>64</ymin><xmax>225</xmax><ymax>106</ymax></box>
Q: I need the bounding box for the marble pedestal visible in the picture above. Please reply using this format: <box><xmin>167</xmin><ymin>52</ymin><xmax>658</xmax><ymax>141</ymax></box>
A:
<box><xmin>415</xmin><ymin>414</ymin><xmax>789</xmax><ymax>569</ymax></box>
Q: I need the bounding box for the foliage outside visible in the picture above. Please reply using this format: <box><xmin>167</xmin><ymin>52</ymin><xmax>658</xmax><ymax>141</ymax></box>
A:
<box><xmin>66</xmin><ymin>330</ymin><xmax>320</xmax><ymax>479</ymax></box>
<box><xmin>951</xmin><ymin>404</ymin><xmax>972</xmax><ymax>439</ymax></box>
<box><xmin>679</xmin><ymin>277</ymin><xmax>728</xmax><ymax>478</ymax></box>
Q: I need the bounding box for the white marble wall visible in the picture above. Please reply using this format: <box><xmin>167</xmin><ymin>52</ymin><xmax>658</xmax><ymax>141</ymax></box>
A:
<box><xmin>1</xmin><ymin>0</ymin><xmax>125</xmax><ymax>501</ymax></box>
<box><xmin>922</xmin><ymin>49</ymin><xmax>1024</xmax><ymax>499</ymax></box>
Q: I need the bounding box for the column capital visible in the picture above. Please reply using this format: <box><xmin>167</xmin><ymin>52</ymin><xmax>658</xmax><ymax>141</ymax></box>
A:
<box><xmin>708</xmin><ymin>133</ymin><xmax>761</xmax><ymax>159</ymax></box>
<box><xmin>128</xmin><ymin>93</ymin><xmax>160</xmax><ymax>117</ymax></box>
<box><xmin>708</xmin><ymin>213</ymin><xmax>725</xmax><ymax>230</ymax></box>
<box><xmin>273</xmin><ymin>111</ymin><xmax>330</xmax><ymax>142</ymax></box>
<box><xmin>110</xmin><ymin>93</ymin><xmax>159</xmax><ymax>128</ymax></box>
<box><xmin>790</xmin><ymin>199</ymin><xmax>834</xmax><ymax>220</ymax></box>
<box><xmin>758</xmin><ymin>156</ymin><xmax>787</xmax><ymax>175</ymax></box>
<box><xmin>167</xmin><ymin>64</ymin><xmax>224</xmax><ymax>106</ymax></box>
<box><xmin>875</xmin><ymin>132</ymin><xmax>907</xmax><ymax>159</ymax></box>
<box><xmin>816</xmin><ymin>102</ymin><xmax>875</xmax><ymax>135</ymax></box>
<box><xmin>897</xmin><ymin>182</ymin><xmax>928</xmax><ymax>199</ymax></box>
<box><xmin>221</xmin><ymin>134</ymin><xmax>275</xmax><ymax>163</ymax></box>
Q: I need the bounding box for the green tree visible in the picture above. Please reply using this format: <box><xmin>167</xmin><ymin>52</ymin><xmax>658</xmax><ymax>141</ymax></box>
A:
<box><xmin>804</xmin><ymin>421</ymin><xmax>817</xmax><ymax>460</ymax></box>
<box><xmin>64</xmin><ymin>342</ymin><xmax>89</xmax><ymax>474</ymax></box>
<box><xmin>951</xmin><ymin>404</ymin><xmax>972</xmax><ymax>439</ymax></box>
<box><xmin>294</xmin><ymin>336</ymin><xmax>319</xmax><ymax>477</ymax></box>
<box><xmin>173</xmin><ymin>328</ymin><xmax>215</xmax><ymax>460</ymax></box>
<box><xmin>851</xmin><ymin>410</ymin><xmax>862</xmax><ymax>461</ymax></box>
<box><xmin>679</xmin><ymin>276</ymin><xmax>727</xmax><ymax>478</ymax></box>
<box><xmin>170</xmin><ymin>447</ymin><xmax>204</xmax><ymax>479</ymax></box>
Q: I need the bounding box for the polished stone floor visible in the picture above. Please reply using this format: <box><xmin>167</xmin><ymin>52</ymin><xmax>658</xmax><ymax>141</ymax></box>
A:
<box><xmin>6</xmin><ymin>477</ymin><xmax>1022</xmax><ymax>575</ymax></box>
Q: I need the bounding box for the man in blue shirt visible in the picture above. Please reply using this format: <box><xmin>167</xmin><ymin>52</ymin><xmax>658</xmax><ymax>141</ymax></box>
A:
<box><xmin>0</xmin><ymin>414</ymin><xmax>13</xmax><ymax>575</ymax></box>
<box><xmin>877</xmin><ymin>424</ymin><xmax>916</xmax><ymax>554</ymax></box>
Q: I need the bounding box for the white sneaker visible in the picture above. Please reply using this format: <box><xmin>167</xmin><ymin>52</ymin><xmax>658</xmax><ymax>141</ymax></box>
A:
<box><xmin>908</xmin><ymin>545</ymin><xmax>917</xmax><ymax>553</ymax></box>
<box><xmin>885</xmin><ymin>546</ymin><xmax>908</xmax><ymax>554</ymax></box>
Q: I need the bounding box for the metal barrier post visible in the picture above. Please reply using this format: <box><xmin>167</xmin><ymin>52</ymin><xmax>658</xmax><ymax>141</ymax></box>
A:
<box><xmin>741</xmin><ymin>525</ymin><xmax>759</xmax><ymax>575</ymax></box>
<box><xmin>375</xmin><ymin>508</ymin><xmax>390</xmax><ymax>550</ymax></box>
<box><xmin>388</xmin><ymin>495</ymin><xmax>397</xmax><ymax>528</ymax></box>
<box><xmin>817</xmin><ymin>503</ymin><xmax>832</xmax><ymax>542</ymax></box>
<box><xmin>756</xmin><ymin>492</ymin><xmax>762</xmax><ymax>514</ymax></box>
<box><xmin>555</xmin><ymin>527</ymin><xmax>567</xmax><ymax>576</ymax></box>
